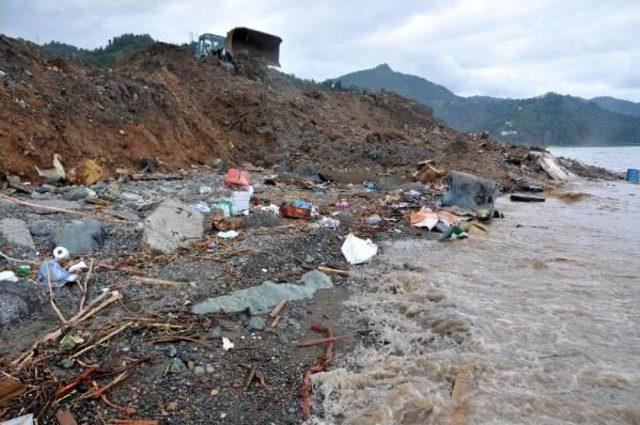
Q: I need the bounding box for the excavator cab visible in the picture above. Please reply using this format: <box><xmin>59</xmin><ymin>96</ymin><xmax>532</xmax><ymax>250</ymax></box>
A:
<box><xmin>195</xmin><ymin>33</ymin><xmax>225</xmax><ymax>59</ymax></box>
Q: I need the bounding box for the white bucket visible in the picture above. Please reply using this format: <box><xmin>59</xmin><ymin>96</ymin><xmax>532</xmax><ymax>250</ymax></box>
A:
<box><xmin>232</xmin><ymin>188</ymin><xmax>252</xmax><ymax>215</ymax></box>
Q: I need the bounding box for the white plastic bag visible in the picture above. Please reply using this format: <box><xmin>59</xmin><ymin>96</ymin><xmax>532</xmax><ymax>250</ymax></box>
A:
<box><xmin>341</xmin><ymin>233</ymin><xmax>378</xmax><ymax>265</ymax></box>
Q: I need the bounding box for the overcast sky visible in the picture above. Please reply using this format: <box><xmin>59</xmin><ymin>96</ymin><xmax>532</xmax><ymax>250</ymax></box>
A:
<box><xmin>2</xmin><ymin>0</ymin><xmax>639</xmax><ymax>101</ymax></box>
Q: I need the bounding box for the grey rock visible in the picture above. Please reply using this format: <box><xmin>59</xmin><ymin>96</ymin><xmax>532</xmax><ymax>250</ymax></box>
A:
<box><xmin>120</xmin><ymin>192</ymin><xmax>142</xmax><ymax>202</ymax></box>
<box><xmin>170</xmin><ymin>358</ymin><xmax>188</xmax><ymax>374</ymax></box>
<box><xmin>63</xmin><ymin>186</ymin><xmax>92</xmax><ymax>201</ymax></box>
<box><xmin>246</xmin><ymin>316</ymin><xmax>266</xmax><ymax>331</ymax></box>
<box><xmin>209</xmin><ymin>326</ymin><xmax>222</xmax><ymax>339</ymax></box>
<box><xmin>143</xmin><ymin>199</ymin><xmax>204</xmax><ymax>254</ymax></box>
<box><xmin>192</xmin><ymin>270</ymin><xmax>332</xmax><ymax>315</ymax></box>
<box><xmin>29</xmin><ymin>219</ymin><xmax>56</xmax><ymax>237</ymax></box>
<box><xmin>299</xmin><ymin>270</ymin><xmax>332</xmax><ymax>289</ymax></box>
<box><xmin>205</xmin><ymin>364</ymin><xmax>215</xmax><ymax>373</ymax></box>
<box><xmin>0</xmin><ymin>218</ymin><xmax>35</xmax><ymax>250</ymax></box>
<box><xmin>294</xmin><ymin>161</ymin><xmax>320</xmax><ymax>181</ymax></box>
<box><xmin>0</xmin><ymin>279</ymin><xmax>43</xmax><ymax>325</ymax></box>
<box><xmin>240</xmin><ymin>212</ymin><xmax>283</xmax><ymax>229</ymax></box>
<box><xmin>52</xmin><ymin>219</ymin><xmax>105</xmax><ymax>255</ymax></box>
<box><xmin>287</xmin><ymin>318</ymin><xmax>302</xmax><ymax>332</ymax></box>
<box><xmin>198</xmin><ymin>185</ymin><xmax>213</xmax><ymax>195</ymax></box>
<box><xmin>32</xmin><ymin>199</ymin><xmax>82</xmax><ymax>215</ymax></box>
<box><xmin>194</xmin><ymin>366</ymin><xmax>205</xmax><ymax>375</ymax></box>
<box><xmin>106</xmin><ymin>208</ymin><xmax>140</xmax><ymax>222</ymax></box>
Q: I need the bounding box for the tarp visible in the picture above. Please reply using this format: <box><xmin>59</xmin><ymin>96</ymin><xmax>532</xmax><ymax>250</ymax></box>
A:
<box><xmin>441</xmin><ymin>171</ymin><xmax>500</xmax><ymax>210</ymax></box>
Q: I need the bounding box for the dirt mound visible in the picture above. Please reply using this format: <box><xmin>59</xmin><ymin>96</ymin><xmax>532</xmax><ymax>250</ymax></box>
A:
<box><xmin>0</xmin><ymin>35</ymin><xmax>599</xmax><ymax>187</ymax></box>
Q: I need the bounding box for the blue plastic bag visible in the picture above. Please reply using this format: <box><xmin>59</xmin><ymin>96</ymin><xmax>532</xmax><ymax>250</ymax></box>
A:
<box><xmin>38</xmin><ymin>260</ymin><xmax>72</xmax><ymax>288</ymax></box>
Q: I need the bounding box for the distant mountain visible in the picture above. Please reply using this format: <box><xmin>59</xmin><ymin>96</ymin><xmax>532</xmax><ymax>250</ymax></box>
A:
<box><xmin>330</xmin><ymin>64</ymin><xmax>640</xmax><ymax>146</ymax></box>
<box><xmin>591</xmin><ymin>96</ymin><xmax>640</xmax><ymax>118</ymax></box>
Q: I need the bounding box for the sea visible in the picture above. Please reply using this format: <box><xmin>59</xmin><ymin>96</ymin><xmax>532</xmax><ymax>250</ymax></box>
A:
<box><xmin>549</xmin><ymin>145</ymin><xmax>640</xmax><ymax>173</ymax></box>
<box><xmin>314</xmin><ymin>146</ymin><xmax>640</xmax><ymax>424</ymax></box>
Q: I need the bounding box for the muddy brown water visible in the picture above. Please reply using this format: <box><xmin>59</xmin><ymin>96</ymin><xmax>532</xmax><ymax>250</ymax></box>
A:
<box><xmin>314</xmin><ymin>181</ymin><xmax>640</xmax><ymax>424</ymax></box>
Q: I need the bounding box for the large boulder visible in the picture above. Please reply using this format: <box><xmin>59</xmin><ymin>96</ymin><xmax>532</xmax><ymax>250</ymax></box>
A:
<box><xmin>52</xmin><ymin>219</ymin><xmax>106</xmax><ymax>255</ymax></box>
<box><xmin>0</xmin><ymin>280</ymin><xmax>43</xmax><ymax>325</ymax></box>
<box><xmin>441</xmin><ymin>171</ymin><xmax>500</xmax><ymax>210</ymax></box>
<box><xmin>143</xmin><ymin>199</ymin><xmax>204</xmax><ymax>253</ymax></box>
<box><xmin>0</xmin><ymin>218</ymin><xmax>35</xmax><ymax>250</ymax></box>
<box><xmin>192</xmin><ymin>270</ymin><xmax>332</xmax><ymax>315</ymax></box>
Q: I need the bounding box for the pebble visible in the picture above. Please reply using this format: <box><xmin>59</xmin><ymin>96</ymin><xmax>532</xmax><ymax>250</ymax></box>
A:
<box><xmin>169</xmin><ymin>358</ymin><xmax>187</xmax><ymax>374</ymax></box>
<box><xmin>194</xmin><ymin>366</ymin><xmax>205</xmax><ymax>375</ymax></box>
<box><xmin>246</xmin><ymin>316</ymin><xmax>266</xmax><ymax>331</ymax></box>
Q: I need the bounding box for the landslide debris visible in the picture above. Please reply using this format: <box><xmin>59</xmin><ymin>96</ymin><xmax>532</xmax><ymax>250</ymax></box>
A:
<box><xmin>0</xmin><ymin>34</ymin><xmax>567</xmax><ymax>188</ymax></box>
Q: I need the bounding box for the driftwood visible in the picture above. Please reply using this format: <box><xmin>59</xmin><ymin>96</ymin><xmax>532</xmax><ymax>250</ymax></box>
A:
<box><xmin>0</xmin><ymin>193</ymin><xmax>130</xmax><ymax>223</ymax></box>
<box><xmin>296</xmin><ymin>331</ymin><xmax>358</xmax><ymax>347</ymax></box>
<box><xmin>11</xmin><ymin>291</ymin><xmax>122</xmax><ymax>369</ymax></box>
<box><xmin>317</xmin><ymin>266</ymin><xmax>354</xmax><ymax>277</ymax></box>
<box><xmin>268</xmin><ymin>299</ymin><xmax>286</xmax><ymax>318</ymax></box>
<box><xmin>300</xmin><ymin>323</ymin><xmax>334</xmax><ymax>418</ymax></box>
<box><xmin>71</xmin><ymin>322</ymin><xmax>132</xmax><ymax>359</ymax></box>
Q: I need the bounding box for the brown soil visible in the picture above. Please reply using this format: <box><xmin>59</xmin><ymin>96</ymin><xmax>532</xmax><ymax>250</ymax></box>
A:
<box><xmin>0</xmin><ymin>35</ymin><xmax>565</xmax><ymax>188</ymax></box>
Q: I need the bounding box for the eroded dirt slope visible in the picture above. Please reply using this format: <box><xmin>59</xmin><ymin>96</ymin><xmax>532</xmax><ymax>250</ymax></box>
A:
<box><xmin>1</xmin><ymin>35</ymin><xmax>550</xmax><ymax>187</ymax></box>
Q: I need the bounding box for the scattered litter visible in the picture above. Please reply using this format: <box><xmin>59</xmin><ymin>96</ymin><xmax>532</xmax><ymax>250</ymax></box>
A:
<box><xmin>510</xmin><ymin>194</ymin><xmax>545</xmax><ymax>203</ymax></box>
<box><xmin>218</xmin><ymin>230</ymin><xmax>239</xmax><ymax>239</ymax></box>
<box><xmin>439</xmin><ymin>225</ymin><xmax>468</xmax><ymax>241</ymax></box>
<box><xmin>625</xmin><ymin>168</ymin><xmax>639</xmax><ymax>183</ymax></box>
<box><xmin>281</xmin><ymin>204</ymin><xmax>311</xmax><ymax>220</ymax></box>
<box><xmin>442</xmin><ymin>171</ymin><xmax>500</xmax><ymax>210</ymax></box>
<box><xmin>37</xmin><ymin>260</ymin><xmax>77</xmax><ymax>288</ymax></box>
<box><xmin>213</xmin><ymin>198</ymin><xmax>233</xmax><ymax>217</ymax></box>
<box><xmin>341</xmin><ymin>234</ymin><xmax>378</xmax><ymax>265</ymax></box>
<box><xmin>198</xmin><ymin>185</ymin><xmax>213</xmax><ymax>194</ymax></box>
<box><xmin>534</xmin><ymin>153</ymin><xmax>574</xmax><ymax>181</ymax></box>
<box><xmin>365</xmin><ymin>214</ymin><xmax>382</xmax><ymax>225</ymax></box>
<box><xmin>320</xmin><ymin>217</ymin><xmax>340</xmax><ymax>229</ymax></box>
<box><xmin>417</xmin><ymin>163</ymin><xmax>446</xmax><ymax>183</ymax></box>
<box><xmin>15</xmin><ymin>265</ymin><xmax>30</xmax><ymax>277</ymax></box>
<box><xmin>292</xmin><ymin>199</ymin><xmax>312</xmax><ymax>209</ymax></box>
<box><xmin>0</xmin><ymin>271</ymin><xmax>18</xmax><ymax>283</ymax></box>
<box><xmin>59</xmin><ymin>334</ymin><xmax>84</xmax><ymax>351</ymax></box>
<box><xmin>53</xmin><ymin>246</ymin><xmax>70</xmax><ymax>260</ymax></box>
<box><xmin>68</xmin><ymin>260</ymin><xmax>88</xmax><ymax>273</ymax></box>
<box><xmin>188</xmin><ymin>202</ymin><xmax>211</xmax><ymax>214</ymax></box>
<box><xmin>232</xmin><ymin>188</ymin><xmax>253</xmax><ymax>214</ymax></box>
<box><xmin>258</xmin><ymin>204</ymin><xmax>280</xmax><ymax>215</ymax></box>
<box><xmin>364</xmin><ymin>182</ymin><xmax>377</xmax><ymax>190</ymax></box>
<box><xmin>225</xmin><ymin>168</ymin><xmax>250</xmax><ymax>187</ymax></box>
<box><xmin>336</xmin><ymin>199</ymin><xmax>350</xmax><ymax>209</ymax></box>
<box><xmin>222</xmin><ymin>337</ymin><xmax>234</xmax><ymax>351</ymax></box>
<box><xmin>0</xmin><ymin>413</ymin><xmax>33</xmax><ymax>425</ymax></box>
<box><xmin>409</xmin><ymin>207</ymin><xmax>439</xmax><ymax>230</ymax></box>
<box><xmin>410</xmin><ymin>207</ymin><xmax>460</xmax><ymax>231</ymax></box>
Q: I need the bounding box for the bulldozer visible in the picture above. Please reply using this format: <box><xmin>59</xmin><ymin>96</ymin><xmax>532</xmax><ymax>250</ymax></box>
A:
<box><xmin>194</xmin><ymin>27</ymin><xmax>282</xmax><ymax>67</ymax></box>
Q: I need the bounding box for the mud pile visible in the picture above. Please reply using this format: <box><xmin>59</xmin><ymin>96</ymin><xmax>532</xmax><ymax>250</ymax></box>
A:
<box><xmin>0</xmin><ymin>35</ymin><xmax>579</xmax><ymax>188</ymax></box>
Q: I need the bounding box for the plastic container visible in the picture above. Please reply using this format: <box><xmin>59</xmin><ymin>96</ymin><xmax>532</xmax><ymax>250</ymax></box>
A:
<box><xmin>225</xmin><ymin>169</ymin><xmax>250</xmax><ymax>187</ymax></box>
<box><xmin>626</xmin><ymin>168</ymin><xmax>639</xmax><ymax>183</ymax></box>
<box><xmin>232</xmin><ymin>191</ymin><xmax>251</xmax><ymax>214</ymax></box>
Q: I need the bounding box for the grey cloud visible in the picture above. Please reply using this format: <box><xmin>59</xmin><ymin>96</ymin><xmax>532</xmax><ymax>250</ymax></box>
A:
<box><xmin>1</xmin><ymin>0</ymin><xmax>638</xmax><ymax>101</ymax></box>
